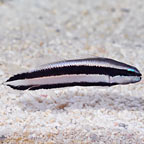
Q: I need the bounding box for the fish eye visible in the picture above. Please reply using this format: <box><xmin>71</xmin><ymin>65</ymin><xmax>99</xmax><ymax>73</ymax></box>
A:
<box><xmin>127</xmin><ymin>68</ymin><xmax>135</xmax><ymax>72</ymax></box>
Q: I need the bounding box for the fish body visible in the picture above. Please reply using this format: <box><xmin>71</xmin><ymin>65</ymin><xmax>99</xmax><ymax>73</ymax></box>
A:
<box><xmin>5</xmin><ymin>57</ymin><xmax>142</xmax><ymax>90</ymax></box>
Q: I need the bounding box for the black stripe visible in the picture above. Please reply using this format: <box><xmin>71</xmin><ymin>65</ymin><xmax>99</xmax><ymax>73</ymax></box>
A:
<box><xmin>7</xmin><ymin>82</ymin><xmax>119</xmax><ymax>90</ymax></box>
<box><xmin>6</xmin><ymin>65</ymin><xmax>139</xmax><ymax>82</ymax></box>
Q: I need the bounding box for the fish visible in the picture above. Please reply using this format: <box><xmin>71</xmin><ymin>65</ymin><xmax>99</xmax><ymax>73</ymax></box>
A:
<box><xmin>5</xmin><ymin>57</ymin><xmax>142</xmax><ymax>90</ymax></box>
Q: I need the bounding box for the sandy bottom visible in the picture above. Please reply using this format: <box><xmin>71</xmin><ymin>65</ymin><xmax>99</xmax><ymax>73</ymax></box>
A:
<box><xmin>0</xmin><ymin>0</ymin><xmax>144</xmax><ymax>143</ymax></box>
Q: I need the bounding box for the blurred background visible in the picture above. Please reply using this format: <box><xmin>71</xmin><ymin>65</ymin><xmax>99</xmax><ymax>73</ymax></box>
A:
<box><xmin>0</xmin><ymin>0</ymin><xmax>144</xmax><ymax>71</ymax></box>
<box><xmin>0</xmin><ymin>0</ymin><xmax>144</xmax><ymax>143</ymax></box>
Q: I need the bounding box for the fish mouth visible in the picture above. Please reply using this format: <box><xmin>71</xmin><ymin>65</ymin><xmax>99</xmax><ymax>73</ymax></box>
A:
<box><xmin>138</xmin><ymin>72</ymin><xmax>142</xmax><ymax>82</ymax></box>
<box><xmin>136</xmin><ymin>71</ymin><xmax>142</xmax><ymax>77</ymax></box>
<box><xmin>134</xmin><ymin>68</ymin><xmax>142</xmax><ymax>77</ymax></box>
<box><xmin>131</xmin><ymin>75</ymin><xmax>142</xmax><ymax>83</ymax></box>
<box><xmin>132</xmin><ymin>71</ymin><xmax>142</xmax><ymax>83</ymax></box>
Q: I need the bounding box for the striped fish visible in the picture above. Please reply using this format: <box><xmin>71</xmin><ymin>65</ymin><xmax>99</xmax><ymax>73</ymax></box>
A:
<box><xmin>5</xmin><ymin>57</ymin><xmax>142</xmax><ymax>90</ymax></box>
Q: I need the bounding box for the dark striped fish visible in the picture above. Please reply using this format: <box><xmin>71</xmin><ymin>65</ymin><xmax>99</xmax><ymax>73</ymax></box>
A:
<box><xmin>5</xmin><ymin>57</ymin><xmax>142</xmax><ymax>90</ymax></box>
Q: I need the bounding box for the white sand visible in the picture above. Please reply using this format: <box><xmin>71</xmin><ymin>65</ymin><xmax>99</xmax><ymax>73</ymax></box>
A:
<box><xmin>0</xmin><ymin>0</ymin><xmax>144</xmax><ymax>143</ymax></box>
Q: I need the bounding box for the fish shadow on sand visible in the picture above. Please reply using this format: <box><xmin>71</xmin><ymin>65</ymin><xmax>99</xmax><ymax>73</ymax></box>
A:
<box><xmin>17</xmin><ymin>86</ymin><xmax>144</xmax><ymax>112</ymax></box>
